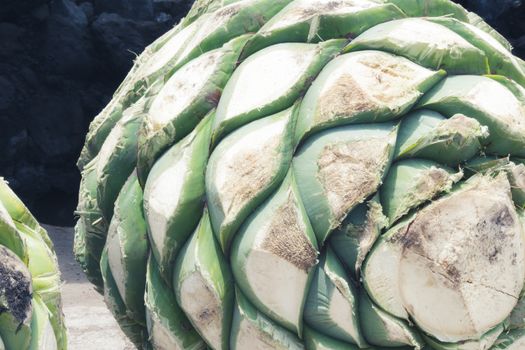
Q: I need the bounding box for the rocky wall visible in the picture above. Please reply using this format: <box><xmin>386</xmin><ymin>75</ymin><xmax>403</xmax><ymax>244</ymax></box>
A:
<box><xmin>0</xmin><ymin>0</ymin><xmax>191</xmax><ymax>225</ymax></box>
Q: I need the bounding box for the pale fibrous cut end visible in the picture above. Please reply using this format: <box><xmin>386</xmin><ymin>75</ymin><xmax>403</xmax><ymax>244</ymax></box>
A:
<box><xmin>75</xmin><ymin>0</ymin><xmax>525</xmax><ymax>349</ymax></box>
<box><xmin>0</xmin><ymin>246</ymin><xmax>33</xmax><ymax>327</ymax></box>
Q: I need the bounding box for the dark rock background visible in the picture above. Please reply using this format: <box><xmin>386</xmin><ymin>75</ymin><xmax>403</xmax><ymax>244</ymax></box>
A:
<box><xmin>0</xmin><ymin>0</ymin><xmax>192</xmax><ymax>225</ymax></box>
<box><xmin>0</xmin><ymin>0</ymin><xmax>524</xmax><ymax>226</ymax></box>
<box><xmin>456</xmin><ymin>0</ymin><xmax>525</xmax><ymax>58</ymax></box>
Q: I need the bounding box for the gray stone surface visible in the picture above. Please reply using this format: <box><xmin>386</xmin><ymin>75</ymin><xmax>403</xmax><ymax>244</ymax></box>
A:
<box><xmin>44</xmin><ymin>225</ymin><xmax>135</xmax><ymax>350</ymax></box>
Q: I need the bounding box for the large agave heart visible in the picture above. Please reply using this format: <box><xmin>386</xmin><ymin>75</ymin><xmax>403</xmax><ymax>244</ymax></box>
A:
<box><xmin>75</xmin><ymin>1</ymin><xmax>525</xmax><ymax>349</ymax></box>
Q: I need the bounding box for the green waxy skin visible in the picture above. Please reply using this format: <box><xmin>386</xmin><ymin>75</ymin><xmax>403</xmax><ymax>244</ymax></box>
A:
<box><xmin>304</xmin><ymin>247</ymin><xmax>367</xmax><ymax>347</ymax></box>
<box><xmin>78</xmin><ymin>0</ymin><xmax>293</xmax><ymax>171</ymax></box>
<box><xmin>417</xmin><ymin>75</ymin><xmax>525</xmax><ymax>157</ymax></box>
<box><xmin>76</xmin><ymin>0</ymin><xmax>525</xmax><ymax>349</ymax></box>
<box><xmin>138</xmin><ymin>0</ymin><xmax>293</xmax><ymax>85</ymax></box>
<box><xmin>329</xmin><ymin>194</ymin><xmax>386</xmax><ymax>278</ymax></box>
<box><xmin>492</xmin><ymin>329</ymin><xmax>525</xmax><ymax>349</ymax></box>
<box><xmin>230</xmin><ymin>290</ymin><xmax>303</xmax><ymax>350</ymax></box>
<box><xmin>386</xmin><ymin>0</ymin><xmax>468</xmax><ymax>20</ymax></box>
<box><xmin>75</xmin><ymin>160</ymin><xmax>107</xmax><ymax>289</ymax></box>
<box><xmin>105</xmin><ymin>171</ymin><xmax>149</xmax><ymax>325</ymax></box>
<box><xmin>380</xmin><ymin>159</ymin><xmax>463</xmax><ymax>225</ymax></box>
<box><xmin>145</xmin><ymin>256</ymin><xmax>206</xmax><ymax>350</ymax></box>
<box><xmin>421</xmin><ymin>325</ymin><xmax>505</xmax><ymax>350</ymax></box>
<box><xmin>359</xmin><ymin>290</ymin><xmax>424</xmax><ymax>349</ymax></box>
<box><xmin>28</xmin><ymin>295</ymin><xmax>58</xmax><ymax>350</ymax></box>
<box><xmin>95</xmin><ymin>100</ymin><xmax>146</xmax><ymax>221</ymax></box>
<box><xmin>426</xmin><ymin>17</ymin><xmax>525</xmax><ymax>85</ymax></box>
<box><xmin>0</xmin><ymin>179</ymin><xmax>66</xmax><ymax>350</ymax></box>
<box><xmin>0</xmin><ymin>197</ymin><xmax>27</xmax><ymax>263</ymax></box>
<box><xmin>304</xmin><ymin>326</ymin><xmax>359</xmax><ymax>350</ymax></box>
<box><xmin>100</xmin><ymin>247</ymin><xmax>149</xmax><ymax>348</ymax></box>
<box><xmin>78</xmin><ymin>101</ymin><xmax>124</xmax><ymax>171</ymax></box>
<box><xmin>465</xmin><ymin>12</ymin><xmax>514</xmax><ymax>52</ymax></box>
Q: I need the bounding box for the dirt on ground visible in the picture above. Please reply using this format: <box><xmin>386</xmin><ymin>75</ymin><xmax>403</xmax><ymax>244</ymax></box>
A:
<box><xmin>44</xmin><ymin>225</ymin><xmax>135</xmax><ymax>350</ymax></box>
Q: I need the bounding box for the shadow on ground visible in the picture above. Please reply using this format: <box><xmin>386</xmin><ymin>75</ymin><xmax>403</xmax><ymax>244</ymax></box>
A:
<box><xmin>44</xmin><ymin>225</ymin><xmax>135</xmax><ymax>350</ymax></box>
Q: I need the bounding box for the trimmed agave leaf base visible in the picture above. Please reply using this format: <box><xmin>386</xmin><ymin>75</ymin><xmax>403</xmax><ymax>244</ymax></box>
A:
<box><xmin>0</xmin><ymin>179</ymin><xmax>66</xmax><ymax>350</ymax></box>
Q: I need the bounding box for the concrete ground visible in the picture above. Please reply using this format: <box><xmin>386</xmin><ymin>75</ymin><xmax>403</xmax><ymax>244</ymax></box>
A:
<box><xmin>44</xmin><ymin>225</ymin><xmax>135</xmax><ymax>350</ymax></box>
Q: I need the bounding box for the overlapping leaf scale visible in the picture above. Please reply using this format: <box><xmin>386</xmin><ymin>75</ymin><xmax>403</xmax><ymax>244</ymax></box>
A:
<box><xmin>206</xmin><ymin>107</ymin><xmax>297</xmax><ymax>252</ymax></box>
<box><xmin>100</xmin><ymin>247</ymin><xmax>149</xmax><ymax>349</ymax></box>
<box><xmin>79</xmin><ymin>0</ymin><xmax>292</xmax><ymax>170</ymax></box>
<box><xmin>212</xmin><ymin>39</ymin><xmax>346</xmax><ymax>144</ymax></box>
<box><xmin>143</xmin><ymin>114</ymin><xmax>212</xmax><ymax>282</ymax></box>
<box><xmin>173</xmin><ymin>209</ymin><xmax>234</xmax><ymax>350</ymax></box>
<box><xmin>100</xmin><ymin>171</ymin><xmax>150</xmax><ymax>347</ymax></box>
<box><xmin>136</xmin><ymin>35</ymin><xmax>249</xmax><ymax>184</ymax></box>
<box><xmin>230</xmin><ymin>171</ymin><xmax>319</xmax><ymax>336</ymax></box>
<box><xmin>105</xmin><ymin>172</ymin><xmax>149</xmax><ymax>326</ymax></box>
<box><xmin>95</xmin><ymin>99</ymin><xmax>146</xmax><ymax>221</ymax></box>
<box><xmin>74</xmin><ymin>160</ymin><xmax>107</xmax><ymax>289</ymax></box>
<box><xmin>145</xmin><ymin>255</ymin><xmax>206</xmax><ymax>350</ymax></box>
<box><xmin>293</xmin><ymin>122</ymin><xmax>398</xmax><ymax>244</ymax></box>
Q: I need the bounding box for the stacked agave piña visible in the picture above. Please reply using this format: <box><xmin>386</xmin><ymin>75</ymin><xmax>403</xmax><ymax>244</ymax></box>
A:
<box><xmin>0</xmin><ymin>179</ymin><xmax>66</xmax><ymax>350</ymax></box>
<box><xmin>75</xmin><ymin>0</ymin><xmax>525</xmax><ymax>349</ymax></box>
